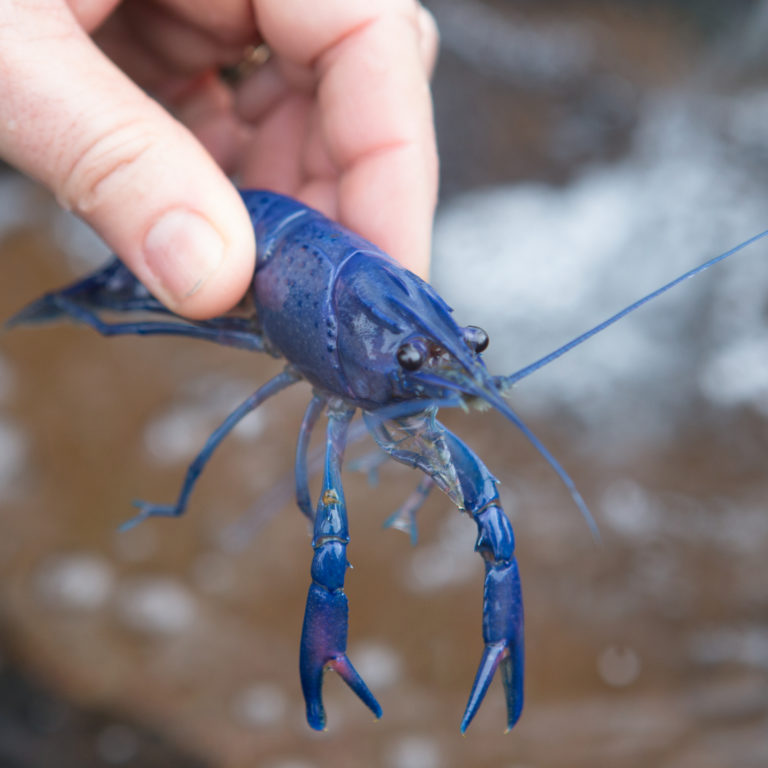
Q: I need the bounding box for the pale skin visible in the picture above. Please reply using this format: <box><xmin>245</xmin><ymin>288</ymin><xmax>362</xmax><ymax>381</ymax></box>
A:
<box><xmin>0</xmin><ymin>0</ymin><xmax>439</xmax><ymax>319</ymax></box>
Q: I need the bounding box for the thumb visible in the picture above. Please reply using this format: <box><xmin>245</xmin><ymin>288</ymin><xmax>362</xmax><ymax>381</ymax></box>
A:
<box><xmin>0</xmin><ymin>3</ymin><xmax>254</xmax><ymax>319</ymax></box>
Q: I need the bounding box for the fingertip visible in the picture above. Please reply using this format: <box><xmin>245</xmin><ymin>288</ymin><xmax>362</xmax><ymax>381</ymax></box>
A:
<box><xmin>188</xmin><ymin>195</ymin><xmax>256</xmax><ymax>318</ymax></box>
<box><xmin>416</xmin><ymin>3</ymin><xmax>440</xmax><ymax>75</ymax></box>
<box><xmin>139</xmin><ymin>190</ymin><xmax>256</xmax><ymax>320</ymax></box>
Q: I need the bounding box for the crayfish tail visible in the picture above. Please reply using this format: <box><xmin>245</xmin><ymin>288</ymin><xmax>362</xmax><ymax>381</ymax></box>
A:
<box><xmin>5</xmin><ymin>294</ymin><xmax>65</xmax><ymax>328</ymax></box>
<box><xmin>6</xmin><ymin>257</ymin><xmax>167</xmax><ymax>331</ymax></box>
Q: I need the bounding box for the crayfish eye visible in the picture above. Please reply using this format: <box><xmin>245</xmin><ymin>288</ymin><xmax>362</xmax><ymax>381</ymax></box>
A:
<box><xmin>396</xmin><ymin>339</ymin><xmax>427</xmax><ymax>371</ymax></box>
<box><xmin>463</xmin><ymin>325</ymin><xmax>489</xmax><ymax>354</ymax></box>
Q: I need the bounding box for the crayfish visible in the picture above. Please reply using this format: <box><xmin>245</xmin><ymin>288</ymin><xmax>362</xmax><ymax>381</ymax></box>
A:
<box><xmin>8</xmin><ymin>191</ymin><xmax>767</xmax><ymax>731</ymax></box>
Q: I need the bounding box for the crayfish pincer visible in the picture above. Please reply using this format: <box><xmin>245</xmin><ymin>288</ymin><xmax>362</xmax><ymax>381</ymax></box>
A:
<box><xmin>8</xmin><ymin>190</ymin><xmax>768</xmax><ymax>732</ymax></box>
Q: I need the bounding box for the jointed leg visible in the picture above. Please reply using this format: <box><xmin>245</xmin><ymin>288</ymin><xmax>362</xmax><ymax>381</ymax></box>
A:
<box><xmin>121</xmin><ymin>369</ymin><xmax>300</xmax><ymax>530</ymax></box>
<box><xmin>295</xmin><ymin>394</ymin><xmax>327</xmax><ymax>521</ymax></box>
<box><xmin>382</xmin><ymin>475</ymin><xmax>434</xmax><ymax>546</ymax></box>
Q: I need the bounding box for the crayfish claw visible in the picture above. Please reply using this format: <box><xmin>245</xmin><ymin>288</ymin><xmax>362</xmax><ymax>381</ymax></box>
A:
<box><xmin>460</xmin><ymin>554</ymin><xmax>524</xmax><ymax>733</ymax></box>
<box><xmin>300</xmin><ymin>584</ymin><xmax>382</xmax><ymax>730</ymax></box>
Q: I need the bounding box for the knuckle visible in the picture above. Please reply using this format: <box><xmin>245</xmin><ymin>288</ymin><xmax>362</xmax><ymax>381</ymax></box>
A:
<box><xmin>57</xmin><ymin>117</ymin><xmax>158</xmax><ymax>215</ymax></box>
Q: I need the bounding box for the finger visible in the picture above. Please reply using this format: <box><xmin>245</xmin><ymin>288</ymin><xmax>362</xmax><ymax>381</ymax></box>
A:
<box><xmin>96</xmin><ymin>14</ymin><xmax>250</xmax><ymax>181</ymax></box>
<box><xmin>115</xmin><ymin>2</ymin><xmax>246</xmax><ymax>76</ymax></box>
<box><xmin>151</xmin><ymin>0</ymin><xmax>256</xmax><ymax>46</ymax></box>
<box><xmin>255</xmin><ymin>0</ymin><xmax>438</xmax><ymax>278</ymax></box>
<box><xmin>0</xmin><ymin>4</ymin><xmax>255</xmax><ymax>319</ymax></box>
<box><xmin>300</xmin><ymin>109</ymin><xmax>338</xmax><ymax>183</ymax></box>
<box><xmin>94</xmin><ymin>10</ymin><xmax>176</xmax><ymax>92</ymax></box>
<box><xmin>234</xmin><ymin>58</ymin><xmax>292</xmax><ymax>123</ymax></box>
<box><xmin>417</xmin><ymin>4</ymin><xmax>439</xmax><ymax>76</ymax></box>
<box><xmin>173</xmin><ymin>75</ymin><xmax>250</xmax><ymax>174</ymax></box>
<box><xmin>66</xmin><ymin>0</ymin><xmax>121</xmax><ymax>32</ymax></box>
<box><xmin>96</xmin><ymin>12</ymin><xmax>228</xmax><ymax>104</ymax></box>
<box><xmin>296</xmin><ymin>179</ymin><xmax>337</xmax><ymax>221</ymax></box>
<box><xmin>239</xmin><ymin>95</ymin><xmax>312</xmax><ymax>195</ymax></box>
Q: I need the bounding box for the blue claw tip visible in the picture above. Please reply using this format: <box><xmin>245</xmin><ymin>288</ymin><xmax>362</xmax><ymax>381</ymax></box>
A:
<box><xmin>460</xmin><ymin>641</ymin><xmax>523</xmax><ymax>734</ymax></box>
<box><xmin>306</xmin><ymin>701</ymin><xmax>326</xmax><ymax>732</ymax></box>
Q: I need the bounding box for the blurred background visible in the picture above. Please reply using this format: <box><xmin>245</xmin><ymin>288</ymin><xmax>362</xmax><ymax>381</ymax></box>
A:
<box><xmin>2</xmin><ymin>1</ymin><xmax>768</xmax><ymax>766</ymax></box>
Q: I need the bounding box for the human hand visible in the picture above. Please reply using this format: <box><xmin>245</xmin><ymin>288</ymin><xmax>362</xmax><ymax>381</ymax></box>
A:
<box><xmin>0</xmin><ymin>0</ymin><xmax>438</xmax><ymax>319</ymax></box>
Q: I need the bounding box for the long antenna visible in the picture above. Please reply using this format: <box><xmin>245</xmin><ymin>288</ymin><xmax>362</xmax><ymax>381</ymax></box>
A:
<box><xmin>497</xmin><ymin>228</ymin><xmax>768</xmax><ymax>390</ymax></box>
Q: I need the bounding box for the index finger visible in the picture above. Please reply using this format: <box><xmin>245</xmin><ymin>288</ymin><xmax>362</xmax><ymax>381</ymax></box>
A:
<box><xmin>255</xmin><ymin>0</ymin><xmax>438</xmax><ymax>278</ymax></box>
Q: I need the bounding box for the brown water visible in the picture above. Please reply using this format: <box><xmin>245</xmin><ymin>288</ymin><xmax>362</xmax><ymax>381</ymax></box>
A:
<box><xmin>2</xmin><ymin>3</ymin><xmax>768</xmax><ymax>767</ymax></box>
